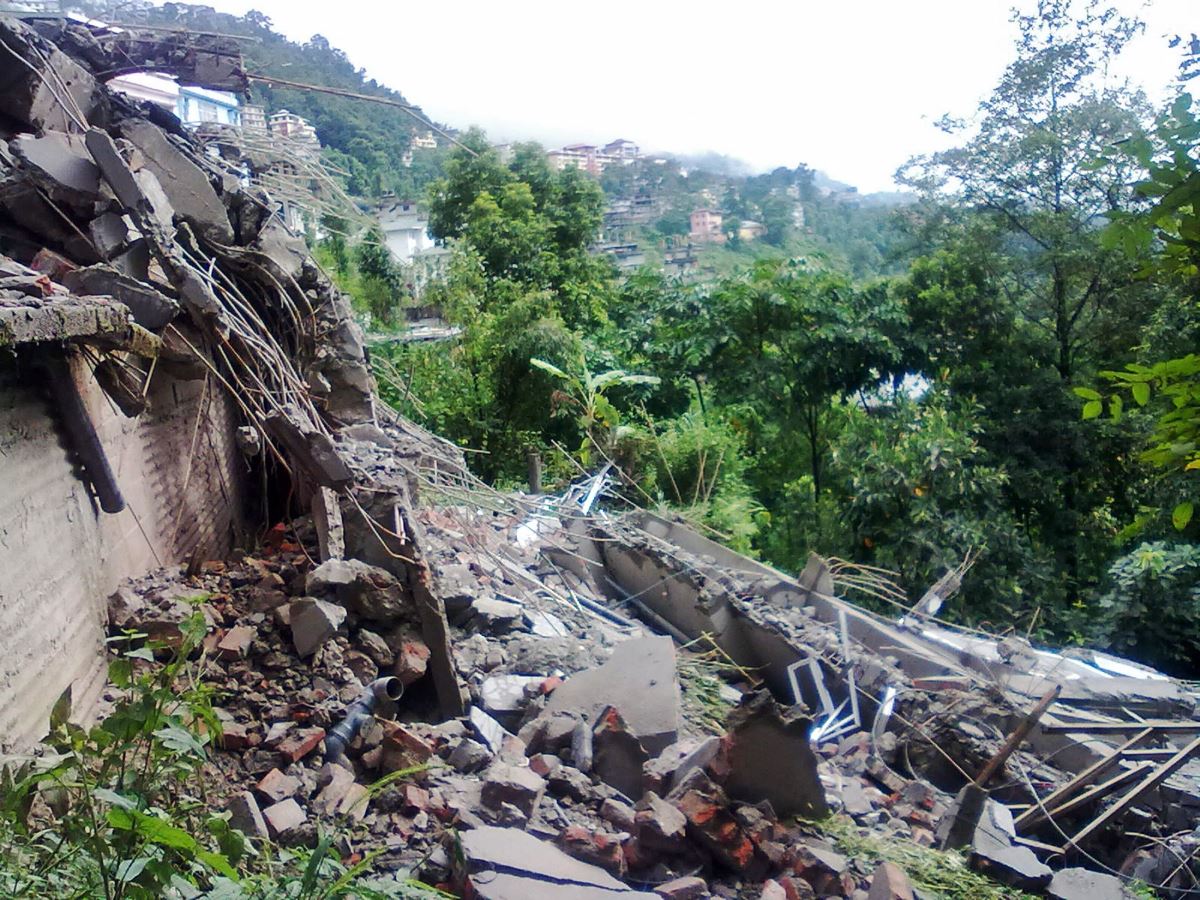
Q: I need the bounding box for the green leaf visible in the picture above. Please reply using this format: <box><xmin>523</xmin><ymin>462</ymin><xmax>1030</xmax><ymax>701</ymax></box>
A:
<box><xmin>1082</xmin><ymin>400</ymin><xmax>1103</xmax><ymax>420</ymax></box>
<box><xmin>1110</xmin><ymin>394</ymin><xmax>1123</xmax><ymax>423</ymax></box>
<box><xmin>1173</xmin><ymin>501</ymin><xmax>1194</xmax><ymax>531</ymax></box>
<box><xmin>1072</xmin><ymin>387</ymin><xmax>1101</xmax><ymax>401</ymax></box>
<box><xmin>94</xmin><ymin>787</ymin><xmax>137</xmax><ymax>810</ymax></box>
<box><xmin>1132</xmin><ymin>382</ymin><xmax>1151</xmax><ymax>406</ymax></box>
<box><xmin>196</xmin><ymin>849</ymin><xmax>239</xmax><ymax>880</ymax></box>
<box><xmin>529</xmin><ymin>357</ymin><xmax>569</xmax><ymax>380</ymax></box>
<box><xmin>108</xmin><ymin>808</ymin><xmax>198</xmax><ymax>852</ymax></box>
<box><xmin>49</xmin><ymin>686</ymin><xmax>72</xmax><ymax>731</ymax></box>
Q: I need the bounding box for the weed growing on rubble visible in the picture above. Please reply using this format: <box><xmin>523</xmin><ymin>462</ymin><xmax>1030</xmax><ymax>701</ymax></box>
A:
<box><xmin>818</xmin><ymin>816</ymin><xmax>1037</xmax><ymax>900</ymax></box>
<box><xmin>0</xmin><ymin>609</ymin><xmax>446</xmax><ymax>899</ymax></box>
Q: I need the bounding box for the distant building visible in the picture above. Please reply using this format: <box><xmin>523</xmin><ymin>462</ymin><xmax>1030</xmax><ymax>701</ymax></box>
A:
<box><xmin>269</xmin><ymin>109</ymin><xmax>320</xmax><ymax>157</ymax></box>
<box><xmin>240</xmin><ymin>104</ymin><xmax>268</xmax><ymax>135</ymax></box>
<box><xmin>108</xmin><ymin>73</ymin><xmax>241</xmax><ymax>128</ymax></box>
<box><xmin>689</xmin><ymin>208</ymin><xmax>725</xmax><ymax>244</ymax></box>
<box><xmin>738</xmin><ymin>220</ymin><xmax>767</xmax><ymax>242</ymax></box>
<box><xmin>493</xmin><ymin>143</ymin><xmax>514</xmax><ymax>164</ymax></box>
<box><xmin>178</xmin><ymin>85</ymin><xmax>241</xmax><ymax>127</ymax></box>
<box><xmin>602</xmin><ymin>138</ymin><xmax>639</xmax><ymax>162</ymax></box>
<box><xmin>412</xmin><ymin>130</ymin><xmax>438</xmax><ymax>150</ymax></box>
<box><xmin>592</xmin><ymin>241</ymin><xmax>646</xmax><ymax>274</ymax></box>
<box><xmin>547</xmin><ymin>139</ymin><xmax>643</xmax><ymax>177</ymax></box>
<box><xmin>377</xmin><ymin>199</ymin><xmax>436</xmax><ymax>264</ymax></box>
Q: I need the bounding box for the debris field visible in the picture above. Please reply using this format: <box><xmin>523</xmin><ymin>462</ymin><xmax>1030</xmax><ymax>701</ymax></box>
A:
<box><xmin>0</xmin><ymin>12</ymin><xmax>1198</xmax><ymax>900</ymax></box>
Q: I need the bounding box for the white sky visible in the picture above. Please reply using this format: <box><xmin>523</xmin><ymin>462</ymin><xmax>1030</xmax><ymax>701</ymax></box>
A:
<box><xmin>193</xmin><ymin>0</ymin><xmax>1194</xmax><ymax>193</ymax></box>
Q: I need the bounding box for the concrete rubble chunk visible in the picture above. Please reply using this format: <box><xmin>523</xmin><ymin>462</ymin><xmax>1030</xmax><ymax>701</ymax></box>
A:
<box><xmin>251</xmin><ymin>216</ymin><xmax>308</xmax><ymax>282</ymax></box>
<box><xmin>62</xmin><ymin>265</ymin><xmax>178</xmax><ymax>330</ymax></box>
<box><xmin>306</xmin><ymin>558</ymin><xmax>409</xmax><ymax>621</ymax></box>
<box><xmin>458</xmin><ymin>825</ymin><xmax>659</xmax><ymax>898</ymax></box>
<box><xmin>968</xmin><ymin>799</ymin><xmax>1052</xmax><ymax>891</ymax></box>
<box><xmin>264</xmin><ymin>406</ymin><xmax>354</xmax><ymax>489</ymax></box>
<box><xmin>118</xmin><ymin>118</ymin><xmax>234</xmax><ymax>244</ymax></box>
<box><xmin>653</xmin><ymin>876</ymin><xmax>710</xmax><ymax>899</ymax></box>
<box><xmin>226</xmin><ymin>791</ymin><xmax>268</xmax><ymax>840</ymax></box>
<box><xmin>592</xmin><ymin>705</ymin><xmax>649</xmax><ymax>799</ymax></box>
<box><xmin>289</xmin><ymin>598</ymin><xmax>346</xmax><ymax>657</ymax></box>
<box><xmin>546</xmin><ymin>635</ymin><xmax>681</xmax><ymax>757</ymax></box>
<box><xmin>261</xmin><ymin>798</ymin><xmax>306</xmax><ymax>838</ymax></box>
<box><xmin>481</xmin><ymin>761</ymin><xmax>546</xmax><ymax>819</ymax></box>
<box><xmin>11</xmin><ymin>132</ymin><xmax>100</xmax><ymax>197</ymax></box>
<box><xmin>1046</xmin><ymin>867</ymin><xmax>1137</xmax><ymax>900</ymax></box>
<box><xmin>717</xmin><ymin>690</ymin><xmax>829</xmax><ymax>820</ymax></box>
<box><xmin>635</xmin><ymin>791</ymin><xmax>689</xmax><ymax>853</ymax></box>
<box><xmin>866</xmin><ymin>861</ymin><xmax>914</xmax><ymax>900</ymax></box>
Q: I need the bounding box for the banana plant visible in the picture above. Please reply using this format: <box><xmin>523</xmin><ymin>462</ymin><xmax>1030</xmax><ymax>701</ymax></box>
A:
<box><xmin>531</xmin><ymin>356</ymin><xmax>659</xmax><ymax>466</ymax></box>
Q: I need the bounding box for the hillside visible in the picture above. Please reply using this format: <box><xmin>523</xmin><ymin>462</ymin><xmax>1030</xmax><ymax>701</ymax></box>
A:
<box><xmin>79</xmin><ymin>0</ymin><xmax>452</xmax><ymax>199</ymax></box>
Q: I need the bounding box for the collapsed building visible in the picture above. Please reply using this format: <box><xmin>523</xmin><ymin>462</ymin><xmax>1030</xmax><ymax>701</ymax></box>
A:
<box><xmin>0</xmin><ymin>13</ymin><xmax>1198</xmax><ymax>900</ymax></box>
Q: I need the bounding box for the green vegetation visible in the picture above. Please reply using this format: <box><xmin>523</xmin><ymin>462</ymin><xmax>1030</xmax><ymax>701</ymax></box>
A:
<box><xmin>358</xmin><ymin>0</ymin><xmax>1200</xmax><ymax>678</ymax></box>
<box><xmin>0</xmin><ymin>608</ymin><xmax>443</xmax><ymax>898</ymax></box>
<box><xmin>818</xmin><ymin>816</ymin><xmax>1036</xmax><ymax>900</ymax></box>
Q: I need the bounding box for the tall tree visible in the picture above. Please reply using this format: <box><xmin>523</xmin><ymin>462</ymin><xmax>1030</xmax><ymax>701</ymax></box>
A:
<box><xmin>897</xmin><ymin>0</ymin><xmax>1152</xmax><ymax>605</ymax></box>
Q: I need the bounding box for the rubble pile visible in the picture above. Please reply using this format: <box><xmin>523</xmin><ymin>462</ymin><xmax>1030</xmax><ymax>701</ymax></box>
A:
<box><xmin>1</xmin><ymin>12</ymin><xmax>1197</xmax><ymax>900</ymax></box>
<box><xmin>103</xmin><ymin>504</ymin><xmax>962</xmax><ymax>899</ymax></box>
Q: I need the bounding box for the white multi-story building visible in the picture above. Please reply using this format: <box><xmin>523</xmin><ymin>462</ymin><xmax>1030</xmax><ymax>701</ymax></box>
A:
<box><xmin>378</xmin><ymin>199</ymin><xmax>436</xmax><ymax>263</ymax></box>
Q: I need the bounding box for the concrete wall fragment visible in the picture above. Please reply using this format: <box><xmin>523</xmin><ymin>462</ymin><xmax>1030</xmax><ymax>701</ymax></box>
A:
<box><xmin>0</xmin><ymin>351</ymin><xmax>245</xmax><ymax>752</ymax></box>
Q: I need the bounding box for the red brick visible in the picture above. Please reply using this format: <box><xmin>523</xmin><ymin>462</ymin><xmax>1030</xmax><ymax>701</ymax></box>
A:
<box><xmin>277</xmin><ymin>727</ymin><xmax>325</xmax><ymax>763</ymax></box>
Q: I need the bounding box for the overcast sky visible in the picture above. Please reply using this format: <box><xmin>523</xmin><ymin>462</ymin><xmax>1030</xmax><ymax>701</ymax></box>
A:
<box><xmin>192</xmin><ymin>0</ymin><xmax>1194</xmax><ymax>193</ymax></box>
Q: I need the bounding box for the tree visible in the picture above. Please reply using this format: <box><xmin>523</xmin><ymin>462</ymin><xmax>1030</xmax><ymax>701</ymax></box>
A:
<box><xmin>899</xmin><ymin>0</ymin><xmax>1147</xmax><ymax>384</ymax></box>
<box><xmin>897</xmin><ymin>0</ymin><xmax>1153</xmax><ymax>605</ymax></box>
<box><xmin>706</xmin><ymin>259</ymin><xmax>903</xmax><ymax>503</ymax></box>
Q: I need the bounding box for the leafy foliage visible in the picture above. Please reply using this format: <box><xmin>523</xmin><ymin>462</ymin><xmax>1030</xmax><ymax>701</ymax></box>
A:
<box><xmin>0</xmin><ymin>608</ymin><xmax>443</xmax><ymax>898</ymax></box>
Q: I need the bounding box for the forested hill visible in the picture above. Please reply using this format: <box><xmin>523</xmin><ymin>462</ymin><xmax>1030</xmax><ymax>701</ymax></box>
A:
<box><xmin>79</xmin><ymin>1</ymin><xmax>451</xmax><ymax>198</ymax></box>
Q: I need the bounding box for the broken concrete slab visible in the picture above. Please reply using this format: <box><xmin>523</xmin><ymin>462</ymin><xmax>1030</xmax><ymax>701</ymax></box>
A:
<box><xmin>546</xmin><ymin>635</ymin><xmax>681</xmax><ymax>757</ymax></box>
<box><xmin>0</xmin><ymin>20</ymin><xmax>101</xmax><ymax>132</ymax></box>
<box><xmin>289</xmin><ymin>598</ymin><xmax>346</xmax><ymax>657</ymax></box>
<box><xmin>458</xmin><ymin>825</ymin><xmax>659</xmax><ymax>898</ymax></box>
<box><xmin>717</xmin><ymin>691</ymin><xmax>829</xmax><ymax>820</ymax></box>
<box><xmin>62</xmin><ymin>265</ymin><xmax>178</xmax><ymax>330</ymax></box>
<box><xmin>968</xmin><ymin>800</ymin><xmax>1051</xmax><ymax>891</ymax></box>
<box><xmin>118</xmin><ymin>118</ymin><xmax>234</xmax><ymax>244</ymax></box>
<box><xmin>11</xmin><ymin>132</ymin><xmax>100</xmax><ymax>197</ymax></box>
<box><xmin>1046</xmin><ymin>867</ymin><xmax>1137</xmax><ymax>900</ymax></box>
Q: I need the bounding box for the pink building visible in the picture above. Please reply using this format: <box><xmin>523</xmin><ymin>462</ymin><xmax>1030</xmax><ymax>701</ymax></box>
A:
<box><xmin>690</xmin><ymin>208</ymin><xmax>725</xmax><ymax>244</ymax></box>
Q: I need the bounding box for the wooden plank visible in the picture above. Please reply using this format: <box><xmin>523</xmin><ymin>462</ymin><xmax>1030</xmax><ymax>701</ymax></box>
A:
<box><xmin>1014</xmin><ymin>727</ymin><xmax>1152</xmax><ymax>830</ymax></box>
<box><xmin>1068</xmin><ymin>734</ymin><xmax>1200</xmax><ymax>849</ymax></box>
<box><xmin>1034</xmin><ymin>763</ymin><xmax>1153</xmax><ymax>824</ymax></box>
<box><xmin>1042</xmin><ymin>721</ymin><xmax>1200</xmax><ymax>733</ymax></box>
<box><xmin>1124</xmin><ymin>748</ymin><xmax>1180</xmax><ymax>760</ymax></box>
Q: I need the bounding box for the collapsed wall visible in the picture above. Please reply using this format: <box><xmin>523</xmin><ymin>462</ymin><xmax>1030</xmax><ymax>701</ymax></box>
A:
<box><xmin>0</xmin><ymin>14</ymin><xmax>376</xmax><ymax>750</ymax></box>
<box><xmin>0</xmin><ymin>352</ymin><xmax>244</xmax><ymax>752</ymax></box>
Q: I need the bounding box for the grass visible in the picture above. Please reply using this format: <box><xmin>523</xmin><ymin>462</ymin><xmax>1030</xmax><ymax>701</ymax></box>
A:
<box><xmin>817</xmin><ymin>816</ymin><xmax>1039</xmax><ymax>900</ymax></box>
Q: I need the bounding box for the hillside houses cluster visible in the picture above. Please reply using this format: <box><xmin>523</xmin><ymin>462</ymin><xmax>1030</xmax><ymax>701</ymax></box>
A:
<box><xmin>547</xmin><ymin>138</ymin><xmax>641</xmax><ymax>176</ymax></box>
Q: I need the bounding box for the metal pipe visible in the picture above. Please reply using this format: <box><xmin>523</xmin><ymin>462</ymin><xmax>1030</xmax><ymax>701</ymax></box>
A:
<box><xmin>324</xmin><ymin>677</ymin><xmax>403</xmax><ymax>762</ymax></box>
